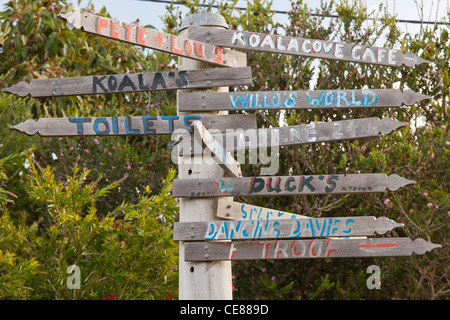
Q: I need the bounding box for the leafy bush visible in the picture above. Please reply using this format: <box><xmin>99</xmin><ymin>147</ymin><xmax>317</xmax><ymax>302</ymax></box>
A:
<box><xmin>0</xmin><ymin>0</ymin><xmax>179</xmax><ymax>300</ymax></box>
<box><xmin>0</xmin><ymin>0</ymin><xmax>448</xmax><ymax>300</ymax></box>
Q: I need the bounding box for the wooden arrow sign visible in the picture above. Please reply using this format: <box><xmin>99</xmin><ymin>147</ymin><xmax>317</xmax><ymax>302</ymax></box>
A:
<box><xmin>2</xmin><ymin>67</ymin><xmax>252</xmax><ymax>98</ymax></box>
<box><xmin>172</xmin><ymin>173</ymin><xmax>415</xmax><ymax>198</ymax></box>
<box><xmin>215</xmin><ymin>198</ymin><xmax>305</xmax><ymax>220</ymax></box>
<box><xmin>187</xmin><ymin>26</ymin><xmax>429</xmax><ymax>67</ymax></box>
<box><xmin>178</xmin><ymin>89</ymin><xmax>429</xmax><ymax>112</ymax></box>
<box><xmin>174</xmin><ymin>216</ymin><xmax>404</xmax><ymax>241</ymax></box>
<box><xmin>184</xmin><ymin>238</ymin><xmax>441</xmax><ymax>261</ymax></box>
<box><xmin>10</xmin><ymin>114</ymin><xmax>256</xmax><ymax>136</ymax></box>
<box><xmin>58</xmin><ymin>11</ymin><xmax>246</xmax><ymax>68</ymax></box>
<box><xmin>180</xmin><ymin>117</ymin><xmax>407</xmax><ymax>155</ymax></box>
<box><xmin>192</xmin><ymin>121</ymin><xmax>242</xmax><ymax>177</ymax></box>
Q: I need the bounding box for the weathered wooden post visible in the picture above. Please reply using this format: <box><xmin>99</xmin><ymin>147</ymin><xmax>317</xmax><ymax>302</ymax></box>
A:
<box><xmin>176</xmin><ymin>13</ymin><xmax>246</xmax><ymax>300</ymax></box>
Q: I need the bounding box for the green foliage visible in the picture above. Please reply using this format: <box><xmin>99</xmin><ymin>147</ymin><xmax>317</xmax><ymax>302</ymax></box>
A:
<box><xmin>0</xmin><ymin>0</ymin><xmax>448</xmax><ymax>300</ymax></box>
<box><xmin>159</xmin><ymin>0</ymin><xmax>449</xmax><ymax>300</ymax></box>
<box><xmin>0</xmin><ymin>156</ymin><xmax>178</xmax><ymax>299</ymax></box>
<box><xmin>0</xmin><ymin>0</ymin><xmax>179</xmax><ymax>300</ymax></box>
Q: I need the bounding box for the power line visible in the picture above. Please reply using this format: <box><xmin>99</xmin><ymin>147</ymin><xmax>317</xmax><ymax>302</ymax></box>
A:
<box><xmin>137</xmin><ymin>0</ymin><xmax>448</xmax><ymax>25</ymax></box>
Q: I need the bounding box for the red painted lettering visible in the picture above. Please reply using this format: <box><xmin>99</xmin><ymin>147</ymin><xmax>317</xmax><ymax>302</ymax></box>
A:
<box><xmin>111</xmin><ymin>21</ymin><xmax>121</xmax><ymax>39</ymax></box>
<box><xmin>257</xmin><ymin>241</ymin><xmax>272</xmax><ymax>259</ymax></box>
<box><xmin>171</xmin><ymin>36</ymin><xmax>184</xmax><ymax>55</ymax></box>
<box><xmin>290</xmin><ymin>240</ymin><xmax>305</xmax><ymax>256</ymax></box>
<box><xmin>247</xmin><ymin>177</ymin><xmax>265</xmax><ymax>195</ymax></box>
<box><xmin>274</xmin><ymin>241</ymin><xmax>288</xmax><ymax>259</ymax></box>
<box><xmin>194</xmin><ymin>42</ymin><xmax>206</xmax><ymax>59</ymax></box>
<box><xmin>97</xmin><ymin>17</ymin><xmax>110</xmax><ymax>34</ymax></box>
<box><xmin>154</xmin><ymin>33</ymin><xmax>166</xmax><ymax>47</ymax></box>
<box><xmin>184</xmin><ymin>40</ymin><xmax>194</xmax><ymax>56</ymax></box>
<box><xmin>123</xmin><ymin>24</ymin><xmax>136</xmax><ymax>42</ymax></box>
<box><xmin>137</xmin><ymin>27</ymin><xmax>148</xmax><ymax>46</ymax></box>
<box><xmin>309</xmin><ymin>240</ymin><xmax>323</xmax><ymax>256</ymax></box>
<box><xmin>326</xmin><ymin>240</ymin><xmax>337</xmax><ymax>257</ymax></box>
<box><xmin>213</xmin><ymin>46</ymin><xmax>224</xmax><ymax>64</ymax></box>
<box><xmin>229</xmin><ymin>243</ymin><xmax>237</xmax><ymax>260</ymax></box>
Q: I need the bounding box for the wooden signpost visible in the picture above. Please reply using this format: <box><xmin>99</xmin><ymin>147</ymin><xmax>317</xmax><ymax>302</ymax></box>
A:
<box><xmin>191</xmin><ymin>120</ymin><xmax>242</xmax><ymax>177</ymax></box>
<box><xmin>184</xmin><ymin>238</ymin><xmax>441</xmax><ymax>261</ymax></box>
<box><xmin>5</xmin><ymin>6</ymin><xmax>440</xmax><ymax>300</ymax></box>
<box><xmin>186</xmin><ymin>26</ymin><xmax>430</xmax><ymax>67</ymax></box>
<box><xmin>2</xmin><ymin>67</ymin><xmax>252</xmax><ymax>98</ymax></box>
<box><xmin>173</xmin><ymin>216</ymin><xmax>404</xmax><ymax>241</ymax></box>
<box><xmin>178</xmin><ymin>88</ymin><xmax>430</xmax><ymax>111</ymax></box>
<box><xmin>58</xmin><ymin>11</ymin><xmax>247</xmax><ymax>68</ymax></box>
<box><xmin>214</xmin><ymin>198</ymin><xmax>305</xmax><ymax>220</ymax></box>
<box><xmin>10</xmin><ymin>114</ymin><xmax>256</xmax><ymax>137</ymax></box>
<box><xmin>180</xmin><ymin>117</ymin><xmax>407</xmax><ymax>155</ymax></box>
<box><xmin>172</xmin><ymin>173</ymin><xmax>415</xmax><ymax>198</ymax></box>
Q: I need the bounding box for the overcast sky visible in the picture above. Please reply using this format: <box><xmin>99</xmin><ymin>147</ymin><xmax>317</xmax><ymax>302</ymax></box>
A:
<box><xmin>0</xmin><ymin>0</ymin><xmax>447</xmax><ymax>35</ymax></box>
<box><xmin>69</xmin><ymin>0</ymin><xmax>448</xmax><ymax>32</ymax></box>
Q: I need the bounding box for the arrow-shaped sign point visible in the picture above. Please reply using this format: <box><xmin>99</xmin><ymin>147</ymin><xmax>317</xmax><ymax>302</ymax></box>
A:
<box><xmin>10</xmin><ymin>119</ymin><xmax>38</xmax><ymax>136</ymax></box>
<box><xmin>385</xmin><ymin>174</ymin><xmax>416</xmax><ymax>191</ymax></box>
<box><xmin>57</xmin><ymin>11</ymin><xmax>82</xmax><ymax>30</ymax></box>
<box><xmin>411</xmin><ymin>238</ymin><xmax>442</xmax><ymax>255</ymax></box>
<box><xmin>2</xmin><ymin>82</ymin><xmax>32</xmax><ymax>98</ymax></box>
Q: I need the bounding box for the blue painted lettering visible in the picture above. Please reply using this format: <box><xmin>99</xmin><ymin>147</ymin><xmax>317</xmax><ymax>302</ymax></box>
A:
<box><xmin>93</xmin><ymin>118</ymin><xmax>110</xmax><ymax>135</ymax></box>
<box><xmin>69</xmin><ymin>117</ymin><xmax>91</xmax><ymax>134</ymax></box>
<box><xmin>306</xmin><ymin>91</ymin><xmax>325</xmax><ymax>107</ymax></box>
<box><xmin>343</xmin><ymin>218</ymin><xmax>354</xmax><ymax>233</ymax></box>
<box><xmin>229</xmin><ymin>93</ymin><xmax>251</xmax><ymax>109</ymax></box>
<box><xmin>142</xmin><ymin>116</ymin><xmax>156</xmax><ymax>134</ymax></box>
<box><xmin>362</xmin><ymin>90</ymin><xmax>377</xmax><ymax>106</ymax></box>
<box><xmin>125</xmin><ymin>116</ymin><xmax>140</xmax><ymax>134</ymax></box>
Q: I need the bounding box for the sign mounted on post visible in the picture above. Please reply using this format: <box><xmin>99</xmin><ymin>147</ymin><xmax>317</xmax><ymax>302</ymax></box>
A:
<box><xmin>178</xmin><ymin>89</ymin><xmax>429</xmax><ymax>112</ymax></box>
<box><xmin>172</xmin><ymin>173</ymin><xmax>415</xmax><ymax>198</ymax></box>
<box><xmin>173</xmin><ymin>216</ymin><xmax>404</xmax><ymax>241</ymax></box>
<box><xmin>187</xmin><ymin>26</ymin><xmax>429</xmax><ymax>67</ymax></box>
<box><xmin>10</xmin><ymin>114</ymin><xmax>256</xmax><ymax>137</ymax></box>
<box><xmin>184</xmin><ymin>238</ymin><xmax>441</xmax><ymax>261</ymax></box>
<box><xmin>180</xmin><ymin>117</ymin><xmax>407</xmax><ymax>155</ymax></box>
<box><xmin>214</xmin><ymin>198</ymin><xmax>305</xmax><ymax>220</ymax></box>
<box><xmin>191</xmin><ymin>121</ymin><xmax>242</xmax><ymax>177</ymax></box>
<box><xmin>58</xmin><ymin>11</ymin><xmax>247</xmax><ymax>68</ymax></box>
<box><xmin>2</xmin><ymin>67</ymin><xmax>253</xmax><ymax>98</ymax></box>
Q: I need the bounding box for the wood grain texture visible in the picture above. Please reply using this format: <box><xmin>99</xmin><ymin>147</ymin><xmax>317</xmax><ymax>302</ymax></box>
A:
<box><xmin>58</xmin><ymin>11</ymin><xmax>247</xmax><ymax>68</ymax></box>
<box><xmin>187</xmin><ymin>26</ymin><xmax>429</xmax><ymax>67</ymax></box>
<box><xmin>192</xmin><ymin>121</ymin><xmax>242</xmax><ymax>177</ymax></box>
<box><xmin>2</xmin><ymin>67</ymin><xmax>253</xmax><ymax>98</ymax></box>
<box><xmin>174</xmin><ymin>216</ymin><xmax>404</xmax><ymax>241</ymax></box>
<box><xmin>214</xmin><ymin>198</ymin><xmax>305</xmax><ymax>220</ymax></box>
<box><xmin>178</xmin><ymin>89</ymin><xmax>430</xmax><ymax>111</ymax></box>
<box><xmin>10</xmin><ymin>114</ymin><xmax>256</xmax><ymax>136</ymax></box>
<box><xmin>184</xmin><ymin>238</ymin><xmax>441</xmax><ymax>261</ymax></box>
<box><xmin>175</xmin><ymin>15</ymin><xmax>237</xmax><ymax>300</ymax></box>
<box><xmin>172</xmin><ymin>173</ymin><xmax>416</xmax><ymax>198</ymax></box>
<box><xmin>179</xmin><ymin>117</ymin><xmax>407</xmax><ymax>155</ymax></box>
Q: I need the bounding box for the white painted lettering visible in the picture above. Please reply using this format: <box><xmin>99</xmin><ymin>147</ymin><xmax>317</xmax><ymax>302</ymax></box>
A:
<box><xmin>388</xmin><ymin>49</ymin><xmax>397</xmax><ymax>65</ymax></box>
<box><xmin>334</xmin><ymin>43</ymin><xmax>344</xmax><ymax>58</ymax></box>
<box><xmin>260</xmin><ymin>34</ymin><xmax>275</xmax><ymax>49</ymax></box>
<box><xmin>312</xmin><ymin>40</ymin><xmax>322</xmax><ymax>53</ymax></box>
<box><xmin>249</xmin><ymin>34</ymin><xmax>261</xmax><ymax>47</ymax></box>
<box><xmin>362</xmin><ymin>47</ymin><xmax>376</xmax><ymax>63</ymax></box>
<box><xmin>352</xmin><ymin>45</ymin><xmax>362</xmax><ymax>60</ymax></box>
<box><xmin>287</xmin><ymin>38</ymin><xmax>299</xmax><ymax>52</ymax></box>
<box><xmin>276</xmin><ymin>36</ymin><xmax>286</xmax><ymax>50</ymax></box>
<box><xmin>302</xmin><ymin>39</ymin><xmax>311</xmax><ymax>53</ymax></box>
